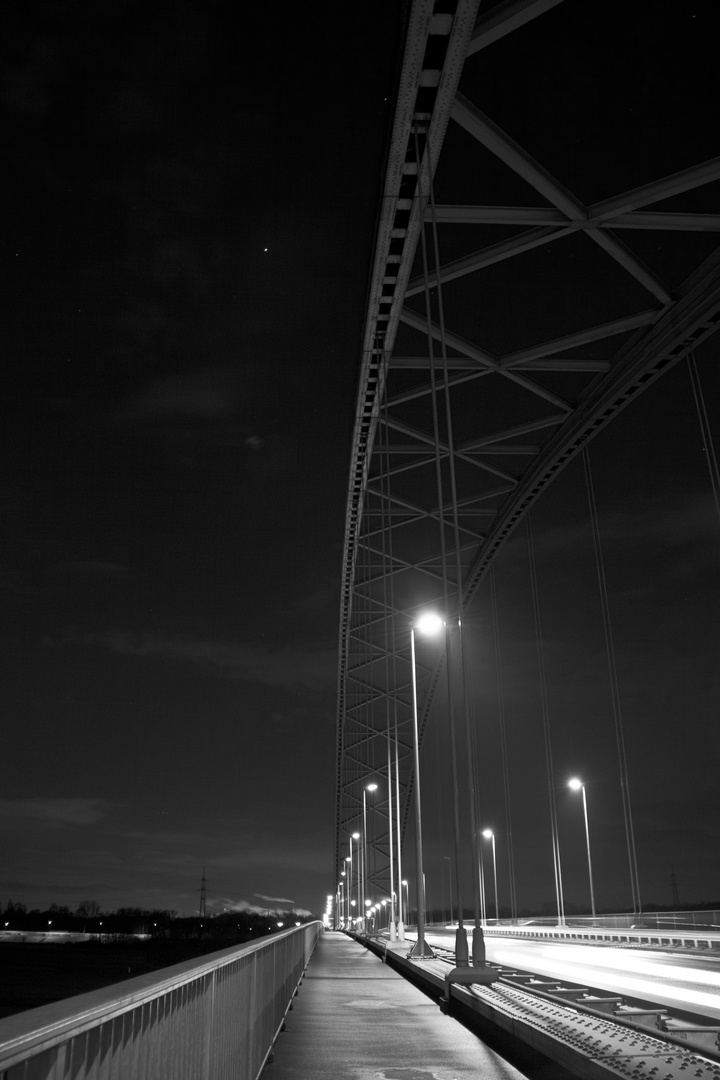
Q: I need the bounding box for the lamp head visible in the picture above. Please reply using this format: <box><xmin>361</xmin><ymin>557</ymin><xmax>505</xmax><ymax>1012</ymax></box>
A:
<box><xmin>482</xmin><ymin>828</ymin><xmax>493</xmax><ymax>839</ymax></box>
<box><xmin>568</xmin><ymin>778</ymin><xmax>583</xmax><ymax>791</ymax></box>
<box><xmin>366</xmin><ymin>783</ymin><xmax>378</xmax><ymax>792</ymax></box>
<box><xmin>352</xmin><ymin>831</ymin><xmax>360</xmax><ymax>839</ymax></box>
<box><xmin>415</xmin><ymin>612</ymin><xmax>444</xmax><ymax>636</ymax></box>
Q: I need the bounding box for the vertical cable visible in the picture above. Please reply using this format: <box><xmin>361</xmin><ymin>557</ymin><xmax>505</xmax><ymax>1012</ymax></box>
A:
<box><xmin>582</xmin><ymin>445</ymin><xmax>641</xmax><ymax>914</ymax></box>
<box><xmin>688</xmin><ymin>349</ymin><xmax>720</xmax><ymax>529</ymax></box>
<box><xmin>490</xmin><ymin>565</ymin><xmax>518</xmax><ymax>921</ymax></box>
<box><xmin>379</xmin><ymin>380</ymin><xmax>396</xmax><ymax>931</ymax></box>
<box><xmin>423</xmin><ymin>121</ymin><xmax>484</xmax><ymax>941</ymax></box>
<box><xmin>526</xmin><ymin>512</ymin><xmax>565</xmax><ymax>924</ymax></box>
<box><xmin>413</xmin><ymin>122</ymin><xmax>465</xmax><ymax>933</ymax></box>
<box><xmin>381</xmin><ymin>390</ymin><xmax>405</xmax><ymax>930</ymax></box>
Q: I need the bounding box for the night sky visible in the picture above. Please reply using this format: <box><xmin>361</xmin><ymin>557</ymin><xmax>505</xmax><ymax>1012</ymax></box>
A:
<box><xmin>1</xmin><ymin>2</ymin><xmax>403</xmax><ymax>918</ymax></box>
<box><xmin>2</xmin><ymin>2</ymin><xmax>719</xmax><ymax>924</ymax></box>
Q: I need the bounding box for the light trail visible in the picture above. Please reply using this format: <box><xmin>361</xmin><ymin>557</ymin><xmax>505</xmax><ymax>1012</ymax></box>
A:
<box><xmin>418</xmin><ymin>931</ymin><xmax>720</xmax><ymax>1021</ymax></box>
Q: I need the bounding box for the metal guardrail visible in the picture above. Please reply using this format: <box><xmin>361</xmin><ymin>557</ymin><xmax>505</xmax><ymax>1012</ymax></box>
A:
<box><xmin>0</xmin><ymin>921</ymin><xmax>323</xmax><ymax>1079</ymax></box>
<box><xmin>490</xmin><ymin>911</ymin><xmax>720</xmax><ymax>932</ymax></box>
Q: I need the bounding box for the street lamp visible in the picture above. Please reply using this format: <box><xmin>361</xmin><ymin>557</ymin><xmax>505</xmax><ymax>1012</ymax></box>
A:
<box><xmin>344</xmin><ymin>858</ymin><xmax>351</xmax><ymax>926</ymax></box>
<box><xmin>347</xmin><ymin>835</ymin><xmax>358</xmax><ymax>931</ymax></box>
<box><xmin>408</xmin><ymin>613</ymin><xmax>444</xmax><ymax>959</ymax></box>
<box><xmin>569</xmin><ymin>778</ymin><xmax>596</xmax><ymax>921</ymax></box>
<box><xmin>482</xmin><ymin>829</ymin><xmax>499</xmax><ymax>923</ymax></box>
<box><xmin>351</xmin><ymin>832</ymin><xmax>360</xmax><ymax>924</ymax></box>
<box><xmin>362</xmin><ymin>783</ymin><xmax>378</xmax><ymax>934</ymax></box>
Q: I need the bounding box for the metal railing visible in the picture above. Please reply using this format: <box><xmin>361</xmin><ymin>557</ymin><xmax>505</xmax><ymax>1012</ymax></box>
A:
<box><xmin>0</xmin><ymin>921</ymin><xmax>322</xmax><ymax>1079</ymax></box>
<box><xmin>490</xmin><ymin>911</ymin><xmax>720</xmax><ymax>932</ymax></box>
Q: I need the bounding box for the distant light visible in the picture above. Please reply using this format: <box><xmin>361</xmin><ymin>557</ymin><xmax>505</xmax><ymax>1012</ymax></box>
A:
<box><xmin>568</xmin><ymin>778</ymin><xmax>583</xmax><ymax>791</ymax></box>
<box><xmin>415</xmin><ymin>613</ymin><xmax>444</xmax><ymax>636</ymax></box>
<box><xmin>295</xmin><ymin>921</ymin><xmax>301</xmax><ymax>926</ymax></box>
<box><xmin>277</xmin><ymin>921</ymin><xmax>284</xmax><ymax>927</ymax></box>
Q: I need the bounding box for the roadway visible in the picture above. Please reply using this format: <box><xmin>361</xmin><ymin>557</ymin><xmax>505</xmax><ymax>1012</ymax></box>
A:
<box><xmin>418</xmin><ymin>928</ymin><xmax>720</xmax><ymax>1022</ymax></box>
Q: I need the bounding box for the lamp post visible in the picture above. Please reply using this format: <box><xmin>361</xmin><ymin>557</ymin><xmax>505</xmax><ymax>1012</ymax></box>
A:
<box><xmin>408</xmin><ymin>613</ymin><xmax>444</xmax><ymax>959</ymax></box>
<box><xmin>344</xmin><ymin>859</ymin><xmax>351</xmax><ymax>925</ymax></box>
<box><xmin>402</xmin><ymin>880</ymin><xmax>409</xmax><ymax>926</ymax></box>
<box><xmin>352</xmin><ymin>832</ymin><xmax>360</xmax><ymax>922</ymax></box>
<box><xmin>569</xmin><ymin>778</ymin><xmax>596</xmax><ymax>921</ymax></box>
<box><xmin>482</xmin><ymin>829</ymin><xmax>498</xmax><ymax>922</ymax></box>
<box><xmin>348</xmin><ymin>832</ymin><xmax>360</xmax><ymax>931</ymax></box>
<box><xmin>363</xmin><ymin>783</ymin><xmax>377</xmax><ymax>934</ymax></box>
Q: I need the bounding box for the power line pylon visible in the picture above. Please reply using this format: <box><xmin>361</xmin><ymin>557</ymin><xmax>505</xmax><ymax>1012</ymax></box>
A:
<box><xmin>199</xmin><ymin>867</ymin><xmax>207</xmax><ymax>919</ymax></box>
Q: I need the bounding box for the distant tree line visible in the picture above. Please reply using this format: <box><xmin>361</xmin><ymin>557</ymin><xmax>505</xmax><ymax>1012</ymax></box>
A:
<box><xmin>1</xmin><ymin>900</ymin><xmax>314</xmax><ymax>942</ymax></box>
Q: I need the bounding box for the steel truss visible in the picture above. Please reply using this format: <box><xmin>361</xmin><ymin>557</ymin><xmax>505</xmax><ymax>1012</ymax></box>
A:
<box><xmin>334</xmin><ymin>0</ymin><xmax>720</xmax><ymax>908</ymax></box>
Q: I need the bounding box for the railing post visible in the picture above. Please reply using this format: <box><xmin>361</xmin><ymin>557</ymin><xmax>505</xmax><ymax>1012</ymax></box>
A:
<box><xmin>202</xmin><ymin>969</ymin><xmax>216</xmax><ymax>1080</ymax></box>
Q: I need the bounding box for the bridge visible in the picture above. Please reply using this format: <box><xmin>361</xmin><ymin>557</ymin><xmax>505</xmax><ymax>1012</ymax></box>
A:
<box><xmin>2</xmin><ymin>1</ymin><xmax>719</xmax><ymax>1077</ymax></box>
<box><xmin>334</xmin><ymin>0</ymin><xmax>720</xmax><ymax>944</ymax></box>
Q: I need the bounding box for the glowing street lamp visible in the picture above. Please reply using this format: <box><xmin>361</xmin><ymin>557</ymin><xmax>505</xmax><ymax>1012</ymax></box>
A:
<box><xmin>482</xmin><ymin>829</ymin><xmax>499</xmax><ymax>922</ymax></box>
<box><xmin>362</xmin><ymin>782</ymin><xmax>378</xmax><ymax>934</ymax></box>
<box><xmin>344</xmin><ymin>857</ymin><xmax>351</xmax><ymax>926</ymax></box>
<box><xmin>408</xmin><ymin>613</ymin><xmax>443</xmax><ymax>959</ymax></box>
<box><xmin>569</xmin><ymin>778</ymin><xmax>596</xmax><ymax>921</ymax></box>
<box><xmin>352</xmin><ymin>832</ymin><xmax>360</xmax><ymax>918</ymax></box>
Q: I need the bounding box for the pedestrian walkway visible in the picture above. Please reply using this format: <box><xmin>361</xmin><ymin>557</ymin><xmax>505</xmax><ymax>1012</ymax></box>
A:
<box><xmin>267</xmin><ymin>931</ymin><xmax>525</xmax><ymax>1079</ymax></box>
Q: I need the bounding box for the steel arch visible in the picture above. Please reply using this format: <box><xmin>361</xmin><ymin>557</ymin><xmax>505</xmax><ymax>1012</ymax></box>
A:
<box><xmin>334</xmin><ymin>0</ymin><xmax>720</xmax><ymax>902</ymax></box>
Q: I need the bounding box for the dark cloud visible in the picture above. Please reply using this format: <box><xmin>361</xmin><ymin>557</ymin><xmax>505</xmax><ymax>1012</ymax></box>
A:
<box><xmin>116</xmin><ymin>368</ymin><xmax>240</xmax><ymax>424</ymax></box>
<box><xmin>0</xmin><ymin>798</ymin><xmax>114</xmax><ymax>827</ymax></box>
<box><xmin>58</xmin><ymin>629</ymin><xmax>337</xmax><ymax>690</ymax></box>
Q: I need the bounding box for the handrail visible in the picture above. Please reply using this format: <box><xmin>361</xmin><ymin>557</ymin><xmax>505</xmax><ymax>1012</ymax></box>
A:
<box><xmin>0</xmin><ymin>921</ymin><xmax>323</xmax><ymax>1079</ymax></box>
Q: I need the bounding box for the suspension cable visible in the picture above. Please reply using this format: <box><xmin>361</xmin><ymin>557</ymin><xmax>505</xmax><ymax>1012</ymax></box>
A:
<box><xmin>688</xmin><ymin>349</ymin><xmax>720</xmax><ymax>529</ymax></box>
<box><xmin>414</xmin><ymin>121</ymin><xmax>464</xmax><ymax>931</ymax></box>
<box><xmin>582</xmin><ymin>445</ymin><xmax>641</xmax><ymax>914</ymax></box>
<box><xmin>526</xmin><ymin>511</ymin><xmax>565</xmax><ymax>924</ymax></box>
<box><xmin>425</xmin><ymin>124</ymin><xmax>484</xmax><ymax>937</ymax></box>
<box><xmin>379</xmin><ymin>372</ymin><xmax>396</xmax><ymax>932</ymax></box>
<box><xmin>381</xmin><ymin>389</ymin><xmax>405</xmax><ymax>930</ymax></box>
<box><xmin>490</xmin><ymin>564</ymin><xmax>518</xmax><ymax>921</ymax></box>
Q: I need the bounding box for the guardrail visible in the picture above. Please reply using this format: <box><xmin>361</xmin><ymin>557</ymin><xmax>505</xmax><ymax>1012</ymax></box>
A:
<box><xmin>0</xmin><ymin>921</ymin><xmax>323</xmax><ymax>1079</ymax></box>
<box><xmin>482</xmin><ymin>924</ymin><xmax>720</xmax><ymax>950</ymax></box>
<box><xmin>488</xmin><ymin>911</ymin><xmax>720</xmax><ymax>932</ymax></box>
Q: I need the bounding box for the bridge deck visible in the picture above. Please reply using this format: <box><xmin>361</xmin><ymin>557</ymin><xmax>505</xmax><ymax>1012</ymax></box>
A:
<box><xmin>268</xmin><ymin>930</ymin><xmax>524</xmax><ymax>1079</ymax></box>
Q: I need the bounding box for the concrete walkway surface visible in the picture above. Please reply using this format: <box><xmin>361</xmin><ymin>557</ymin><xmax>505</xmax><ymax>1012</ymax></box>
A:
<box><xmin>267</xmin><ymin>931</ymin><xmax>526</xmax><ymax>1080</ymax></box>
